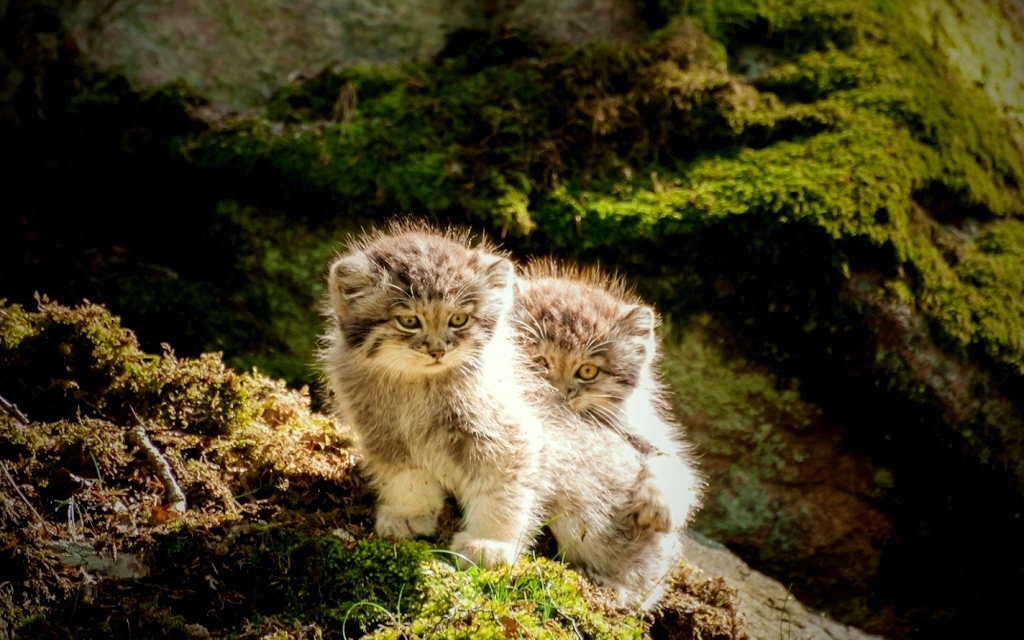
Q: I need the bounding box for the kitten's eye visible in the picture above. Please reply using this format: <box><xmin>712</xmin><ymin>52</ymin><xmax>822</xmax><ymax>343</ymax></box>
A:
<box><xmin>534</xmin><ymin>356</ymin><xmax>549</xmax><ymax>370</ymax></box>
<box><xmin>575</xmin><ymin>363</ymin><xmax>600</xmax><ymax>381</ymax></box>
<box><xmin>395</xmin><ymin>314</ymin><xmax>421</xmax><ymax>330</ymax></box>
<box><xmin>449</xmin><ymin>313</ymin><xmax>469</xmax><ymax>328</ymax></box>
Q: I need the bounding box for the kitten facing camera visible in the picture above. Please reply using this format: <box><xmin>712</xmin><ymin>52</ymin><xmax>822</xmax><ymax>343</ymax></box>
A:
<box><xmin>321</xmin><ymin>224</ymin><xmax>547</xmax><ymax>568</ymax></box>
<box><xmin>515</xmin><ymin>259</ymin><xmax>704</xmax><ymax>537</ymax></box>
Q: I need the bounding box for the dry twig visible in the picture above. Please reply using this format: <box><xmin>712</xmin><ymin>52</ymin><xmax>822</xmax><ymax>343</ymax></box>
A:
<box><xmin>1</xmin><ymin>461</ymin><xmax>53</xmax><ymax>535</ymax></box>
<box><xmin>0</xmin><ymin>392</ymin><xmax>29</xmax><ymax>427</ymax></box>
<box><xmin>129</xmin><ymin>409</ymin><xmax>187</xmax><ymax>513</ymax></box>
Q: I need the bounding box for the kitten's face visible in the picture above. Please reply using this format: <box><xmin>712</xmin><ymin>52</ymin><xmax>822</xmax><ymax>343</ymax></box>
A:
<box><xmin>329</xmin><ymin>230</ymin><xmax>512</xmax><ymax>377</ymax></box>
<box><xmin>516</xmin><ymin>277</ymin><xmax>656</xmax><ymax>423</ymax></box>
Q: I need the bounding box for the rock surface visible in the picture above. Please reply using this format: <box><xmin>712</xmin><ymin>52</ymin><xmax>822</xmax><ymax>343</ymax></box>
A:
<box><xmin>661</xmin><ymin>318</ymin><xmax>897</xmax><ymax>627</ymax></box>
<box><xmin>66</xmin><ymin>0</ymin><xmax>648</xmax><ymax>111</ymax></box>
<box><xmin>681</xmin><ymin>532</ymin><xmax>883</xmax><ymax>640</ymax></box>
<box><xmin>908</xmin><ymin>0</ymin><xmax>1024</xmax><ymax>149</ymax></box>
<box><xmin>68</xmin><ymin>0</ymin><xmax>483</xmax><ymax>110</ymax></box>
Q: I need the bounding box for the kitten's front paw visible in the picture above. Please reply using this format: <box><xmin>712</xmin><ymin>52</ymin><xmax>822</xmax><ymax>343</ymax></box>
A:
<box><xmin>375</xmin><ymin>509</ymin><xmax>439</xmax><ymax>539</ymax></box>
<box><xmin>449</xmin><ymin>533</ymin><xmax>518</xmax><ymax>569</ymax></box>
<box><xmin>631</xmin><ymin>485</ymin><xmax>672</xmax><ymax>533</ymax></box>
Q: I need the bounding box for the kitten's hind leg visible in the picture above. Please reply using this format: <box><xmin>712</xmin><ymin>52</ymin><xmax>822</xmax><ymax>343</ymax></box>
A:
<box><xmin>373</xmin><ymin>467</ymin><xmax>446</xmax><ymax>539</ymax></box>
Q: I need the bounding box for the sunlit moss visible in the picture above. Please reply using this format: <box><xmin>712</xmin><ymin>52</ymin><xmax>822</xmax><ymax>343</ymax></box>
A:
<box><xmin>366</xmin><ymin>556</ymin><xmax>645</xmax><ymax>640</ymax></box>
<box><xmin>185</xmin><ymin>0</ymin><xmax>1023</xmax><ymax>388</ymax></box>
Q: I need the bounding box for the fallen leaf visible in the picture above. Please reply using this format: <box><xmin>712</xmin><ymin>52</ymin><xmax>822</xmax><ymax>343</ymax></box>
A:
<box><xmin>499</xmin><ymin>615</ymin><xmax>519</xmax><ymax>638</ymax></box>
<box><xmin>149</xmin><ymin>504</ymin><xmax>171</xmax><ymax>525</ymax></box>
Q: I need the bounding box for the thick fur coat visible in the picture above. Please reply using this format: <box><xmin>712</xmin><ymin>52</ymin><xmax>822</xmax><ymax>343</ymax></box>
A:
<box><xmin>321</xmin><ymin>227</ymin><xmax>699</xmax><ymax>609</ymax></box>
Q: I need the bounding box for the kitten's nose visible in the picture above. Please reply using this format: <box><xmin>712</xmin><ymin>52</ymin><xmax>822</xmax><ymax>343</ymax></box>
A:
<box><xmin>428</xmin><ymin>349</ymin><xmax>445</xmax><ymax>360</ymax></box>
<box><xmin>566</xmin><ymin>387</ymin><xmax>579</xmax><ymax>399</ymax></box>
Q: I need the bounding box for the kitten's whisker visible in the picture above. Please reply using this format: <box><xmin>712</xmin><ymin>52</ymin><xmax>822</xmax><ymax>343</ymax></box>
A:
<box><xmin>383</xmin><ymin>281</ymin><xmax>411</xmax><ymax>300</ymax></box>
<box><xmin>511</xmin><ymin>319</ymin><xmax>544</xmax><ymax>341</ymax></box>
<box><xmin>585</xmin><ymin>402</ymin><xmax>628</xmax><ymax>426</ymax></box>
<box><xmin>452</xmin><ymin>280</ymin><xmax>481</xmax><ymax>302</ymax></box>
<box><xmin>518</xmin><ymin>308</ymin><xmax>551</xmax><ymax>342</ymax></box>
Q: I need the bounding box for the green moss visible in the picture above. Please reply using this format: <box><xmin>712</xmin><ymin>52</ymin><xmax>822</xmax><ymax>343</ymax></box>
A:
<box><xmin>367</xmin><ymin>556</ymin><xmax>644</xmax><ymax>640</ymax></box>
<box><xmin>189</xmin><ymin>22</ymin><xmax>742</xmax><ymax>236</ymax></box>
<box><xmin>661</xmin><ymin>317</ymin><xmax>818</xmax><ymax>437</ymax></box>
<box><xmin>184</xmin><ymin>0</ymin><xmax>1024</xmax><ymax>391</ymax></box>
<box><xmin>0</xmin><ymin>298</ymin><xmax>286</xmax><ymax>435</ymax></box>
<box><xmin>150</xmin><ymin>523</ymin><xmax>431</xmax><ymax>635</ymax></box>
<box><xmin>0</xmin><ymin>295</ymin><xmax>743</xmax><ymax>638</ymax></box>
<box><xmin>0</xmin><ymin>299</ymin><xmax>170</xmax><ymax>428</ymax></box>
<box><xmin>153</xmin><ymin>524</ymin><xmax>648</xmax><ymax>640</ymax></box>
<box><xmin>951</xmin><ymin>219</ymin><xmax>1024</xmax><ymax>374</ymax></box>
<box><xmin>676</xmin><ymin>0</ymin><xmax>870</xmax><ymax>53</ymax></box>
<box><xmin>203</xmin><ymin>199</ymin><xmax>358</xmax><ymax>383</ymax></box>
<box><xmin>247</xmin><ymin>528</ymin><xmax>430</xmax><ymax>632</ymax></box>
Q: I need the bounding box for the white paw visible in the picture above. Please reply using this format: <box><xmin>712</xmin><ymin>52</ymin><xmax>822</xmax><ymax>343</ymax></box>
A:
<box><xmin>631</xmin><ymin>484</ymin><xmax>672</xmax><ymax>533</ymax></box>
<box><xmin>449</xmin><ymin>533</ymin><xmax>518</xmax><ymax>569</ymax></box>
<box><xmin>375</xmin><ymin>509</ymin><xmax>439</xmax><ymax>539</ymax></box>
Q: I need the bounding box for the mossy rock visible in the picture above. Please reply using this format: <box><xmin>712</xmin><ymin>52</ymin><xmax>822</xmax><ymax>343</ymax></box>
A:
<box><xmin>184</xmin><ymin>0</ymin><xmax>1024</xmax><ymax>392</ymax></box>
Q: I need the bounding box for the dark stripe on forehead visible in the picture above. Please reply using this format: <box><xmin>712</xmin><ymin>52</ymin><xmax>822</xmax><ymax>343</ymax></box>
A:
<box><xmin>342</xmin><ymin>316</ymin><xmax>389</xmax><ymax>348</ymax></box>
<box><xmin>371</xmin><ymin>244</ymin><xmax>486</xmax><ymax>301</ymax></box>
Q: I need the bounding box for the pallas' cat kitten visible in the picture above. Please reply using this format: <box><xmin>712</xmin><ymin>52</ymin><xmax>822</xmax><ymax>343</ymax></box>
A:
<box><xmin>322</xmin><ymin>226</ymin><xmax>686</xmax><ymax>609</ymax></box>
<box><xmin>515</xmin><ymin>259</ymin><xmax>703</xmax><ymax>536</ymax></box>
<box><xmin>321</xmin><ymin>225</ymin><xmax>546</xmax><ymax>567</ymax></box>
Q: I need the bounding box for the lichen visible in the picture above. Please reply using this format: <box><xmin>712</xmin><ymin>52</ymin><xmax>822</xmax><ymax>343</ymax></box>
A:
<box><xmin>656</xmin><ymin>314</ymin><xmax>896</xmax><ymax>627</ymax></box>
<box><xmin>658</xmin><ymin>315</ymin><xmax>819</xmax><ymax>538</ymax></box>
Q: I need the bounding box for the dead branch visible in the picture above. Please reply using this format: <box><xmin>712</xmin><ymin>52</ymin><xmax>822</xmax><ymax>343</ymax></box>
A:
<box><xmin>0</xmin><ymin>461</ymin><xmax>53</xmax><ymax>535</ymax></box>
<box><xmin>0</xmin><ymin>392</ymin><xmax>29</xmax><ymax>427</ymax></box>
<box><xmin>128</xmin><ymin>410</ymin><xmax>187</xmax><ymax>513</ymax></box>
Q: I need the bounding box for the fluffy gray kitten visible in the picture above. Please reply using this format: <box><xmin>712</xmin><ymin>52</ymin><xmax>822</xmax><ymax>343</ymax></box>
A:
<box><xmin>514</xmin><ymin>259</ymin><xmax>704</xmax><ymax>601</ymax></box>
<box><xmin>322</xmin><ymin>225</ymin><xmax>545</xmax><ymax>568</ymax></box>
<box><xmin>321</xmin><ymin>226</ymin><xmax>682</xmax><ymax>609</ymax></box>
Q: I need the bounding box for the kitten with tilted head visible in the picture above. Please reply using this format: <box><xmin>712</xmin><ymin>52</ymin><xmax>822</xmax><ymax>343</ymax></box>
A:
<box><xmin>321</xmin><ymin>223</ymin><xmax>546</xmax><ymax>567</ymax></box>
<box><xmin>514</xmin><ymin>259</ymin><xmax>704</xmax><ymax>597</ymax></box>
<box><xmin>512</xmin><ymin>257</ymin><xmax>704</xmax><ymax>606</ymax></box>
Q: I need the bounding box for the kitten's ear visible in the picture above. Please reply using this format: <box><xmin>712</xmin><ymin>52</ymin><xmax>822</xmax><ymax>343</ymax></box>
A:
<box><xmin>328</xmin><ymin>253</ymin><xmax>375</xmax><ymax>318</ymax></box>
<box><xmin>481</xmin><ymin>255</ymin><xmax>514</xmax><ymax>291</ymax></box>
<box><xmin>618</xmin><ymin>304</ymin><xmax>658</xmax><ymax>338</ymax></box>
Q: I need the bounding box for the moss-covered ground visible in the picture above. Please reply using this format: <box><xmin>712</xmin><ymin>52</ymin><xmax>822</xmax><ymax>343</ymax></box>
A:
<box><xmin>0</xmin><ymin>299</ymin><xmax>742</xmax><ymax>639</ymax></box>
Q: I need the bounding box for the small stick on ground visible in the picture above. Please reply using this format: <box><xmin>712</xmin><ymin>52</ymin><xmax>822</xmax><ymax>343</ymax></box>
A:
<box><xmin>129</xmin><ymin>409</ymin><xmax>187</xmax><ymax>513</ymax></box>
<box><xmin>0</xmin><ymin>392</ymin><xmax>29</xmax><ymax>427</ymax></box>
<box><xmin>1</xmin><ymin>461</ymin><xmax>53</xmax><ymax>535</ymax></box>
